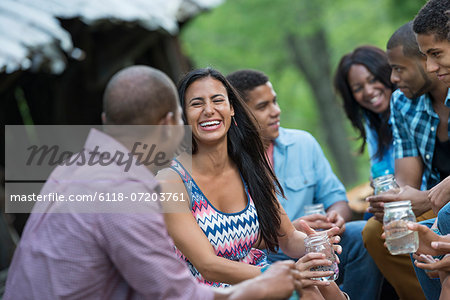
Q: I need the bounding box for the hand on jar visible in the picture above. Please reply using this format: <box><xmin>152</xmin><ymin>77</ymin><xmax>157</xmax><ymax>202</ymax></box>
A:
<box><xmin>296</xmin><ymin>220</ymin><xmax>342</xmax><ymax>255</ymax></box>
<box><xmin>404</xmin><ymin>222</ymin><xmax>448</xmax><ymax>256</ymax></box>
<box><xmin>366</xmin><ymin>189</ymin><xmax>398</xmax><ymax>222</ymax></box>
<box><xmin>367</xmin><ymin>185</ymin><xmax>428</xmax><ymax>221</ymax></box>
<box><xmin>381</xmin><ymin>222</ymin><xmax>444</xmax><ymax>255</ymax></box>
<box><xmin>294</xmin><ymin>253</ymin><xmax>334</xmax><ymax>288</ymax></box>
<box><xmin>293</xmin><ymin>214</ymin><xmax>334</xmax><ymax>232</ymax></box>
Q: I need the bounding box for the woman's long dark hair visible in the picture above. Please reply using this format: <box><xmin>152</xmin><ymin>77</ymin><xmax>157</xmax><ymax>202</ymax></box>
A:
<box><xmin>178</xmin><ymin>68</ymin><xmax>284</xmax><ymax>252</ymax></box>
<box><xmin>334</xmin><ymin>45</ymin><xmax>394</xmax><ymax>159</ymax></box>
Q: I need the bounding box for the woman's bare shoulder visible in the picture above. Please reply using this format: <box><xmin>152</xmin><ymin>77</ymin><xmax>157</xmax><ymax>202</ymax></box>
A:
<box><xmin>156</xmin><ymin>154</ymin><xmax>188</xmax><ymax>182</ymax></box>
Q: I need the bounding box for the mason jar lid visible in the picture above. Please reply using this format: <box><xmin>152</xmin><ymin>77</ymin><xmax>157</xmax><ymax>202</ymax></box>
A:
<box><xmin>305</xmin><ymin>203</ymin><xmax>325</xmax><ymax>211</ymax></box>
<box><xmin>304</xmin><ymin>231</ymin><xmax>328</xmax><ymax>246</ymax></box>
<box><xmin>384</xmin><ymin>200</ymin><xmax>411</xmax><ymax>209</ymax></box>
<box><xmin>373</xmin><ymin>174</ymin><xmax>395</xmax><ymax>186</ymax></box>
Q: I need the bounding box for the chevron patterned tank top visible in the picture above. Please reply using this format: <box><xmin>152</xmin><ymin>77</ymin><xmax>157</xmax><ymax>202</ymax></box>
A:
<box><xmin>170</xmin><ymin>159</ymin><xmax>267</xmax><ymax>287</ymax></box>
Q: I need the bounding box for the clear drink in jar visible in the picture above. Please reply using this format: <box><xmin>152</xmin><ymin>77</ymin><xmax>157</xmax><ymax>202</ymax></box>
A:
<box><xmin>384</xmin><ymin>201</ymin><xmax>418</xmax><ymax>255</ymax></box>
<box><xmin>304</xmin><ymin>231</ymin><xmax>339</xmax><ymax>281</ymax></box>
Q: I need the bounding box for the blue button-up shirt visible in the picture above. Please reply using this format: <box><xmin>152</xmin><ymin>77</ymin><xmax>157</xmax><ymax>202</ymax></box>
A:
<box><xmin>364</xmin><ymin>119</ymin><xmax>395</xmax><ymax>178</ymax></box>
<box><xmin>390</xmin><ymin>89</ymin><xmax>450</xmax><ymax>189</ymax></box>
<box><xmin>267</xmin><ymin>128</ymin><xmax>348</xmax><ymax>261</ymax></box>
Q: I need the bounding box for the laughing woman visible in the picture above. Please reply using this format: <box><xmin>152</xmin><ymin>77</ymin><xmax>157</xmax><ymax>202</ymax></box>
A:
<box><xmin>156</xmin><ymin>68</ymin><xmax>345</xmax><ymax>299</ymax></box>
<box><xmin>334</xmin><ymin>45</ymin><xmax>395</xmax><ymax>178</ymax></box>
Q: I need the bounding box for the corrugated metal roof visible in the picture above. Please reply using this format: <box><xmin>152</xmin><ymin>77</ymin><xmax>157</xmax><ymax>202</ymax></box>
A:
<box><xmin>0</xmin><ymin>0</ymin><xmax>223</xmax><ymax>74</ymax></box>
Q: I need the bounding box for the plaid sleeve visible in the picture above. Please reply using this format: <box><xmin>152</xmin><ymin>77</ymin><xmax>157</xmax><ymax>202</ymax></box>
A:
<box><xmin>390</xmin><ymin>92</ymin><xmax>419</xmax><ymax>159</ymax></box>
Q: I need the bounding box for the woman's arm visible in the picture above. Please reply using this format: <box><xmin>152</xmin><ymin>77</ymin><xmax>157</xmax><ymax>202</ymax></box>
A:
<box><xmin>277</xmin><ymin>206</ymin><xmax>341</xmax><ymax>259</ymax></box>
<box><xmin>156</xmin><ymin>169</ymin><xmax>262</xmax><ymax>284</ymax></box>
<box><xmin>276</xmin><ymin>205</ymin><xmax>308</xmax><ymax>258</ymax></box>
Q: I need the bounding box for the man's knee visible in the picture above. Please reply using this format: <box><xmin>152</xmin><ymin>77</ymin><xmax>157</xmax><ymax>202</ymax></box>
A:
<box><xmin>438</xmin><ymin>202</ymin><xmax>450</xmax><ymax>235</ymax></box>
<box><xmin>341</xmin><ymin>220</ymin><xmax>365</xmax><ymax>247</ymax></box>
<box><xmin>362</xmin><ymin>217</ymin><xmax>384</xmax><ymax>250</ymax></box>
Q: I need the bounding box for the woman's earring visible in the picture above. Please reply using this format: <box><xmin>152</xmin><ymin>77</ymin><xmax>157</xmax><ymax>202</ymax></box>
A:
<box><xmin>232</xmin><ymin>116</ymin><xmax>238</xmax><ymax>127</ymax></box>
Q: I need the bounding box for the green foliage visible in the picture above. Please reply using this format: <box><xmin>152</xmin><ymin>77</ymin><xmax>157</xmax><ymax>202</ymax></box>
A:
<box><xmin>180</xmin><ymin>0</ymin><xmax>422</xmax><ymax>187</ymax></box>
<box><xmin>385</xmin><ymin>0</ymin><xmax>425</xmax><ymax>22</ymax></box>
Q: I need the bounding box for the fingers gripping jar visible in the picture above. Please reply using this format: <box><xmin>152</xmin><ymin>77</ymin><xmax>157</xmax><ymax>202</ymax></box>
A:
<box><xmin>383</xmin><ymin>200</ymin><xmax>419</xmax><ymax>255</ymax></box>
<box><xmin>304</xmin><ymin>232</ymin><xmax>339</xmax><ymax>281</ymax></box>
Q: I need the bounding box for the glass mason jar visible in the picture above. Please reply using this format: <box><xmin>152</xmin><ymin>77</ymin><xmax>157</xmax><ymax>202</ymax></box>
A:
<box><xmin>304</xmin><ymin>231</ymin><xmax>339</xmax><ymax>281</ymax></box>
<box><xmin>373</xmin><ymin>174</ymin><xmax>399</xmax><ymax>195</ymax></box>
<box><xmin>383</xmin><ymin>200</ymin><xmax>419</xmax><ymax>255</ymax></box>
<box><xmin>304</xmin><ymin>203</ymin><xmax>326</xmax><ymax>216</ymax></box>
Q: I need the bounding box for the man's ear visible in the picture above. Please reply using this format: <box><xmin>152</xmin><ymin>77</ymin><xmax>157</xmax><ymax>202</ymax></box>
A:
<box><xmin>101</xmin><ymin>112</ymin><xmax>107</xmax><ymax>124</ymax></box>
<box><xmin>158</xmin><ymin>111</ymin><xmax>174</xmax><ymax>125</ymax></box>
<box><xmin>157</xmin><ymin>112</ymin><xmax>175</xmax><ymax>141</ymax></box>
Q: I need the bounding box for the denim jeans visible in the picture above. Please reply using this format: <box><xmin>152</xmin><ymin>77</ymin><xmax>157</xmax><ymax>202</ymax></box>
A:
<box><xmin>267</xmin><ymin>220</ymin><xmax>383</xmax><ymax>300</ymax></box>
<box><xmin>337</xmin><ymin>220</ymin><xmax>383</xmax><ymax>300</ymax></box>
<box><xmin>438</xmin><ymin>201</ymin><xmax>450</xmax><ymax>235</ymax></box>
<box><xmin>411</xmin><ymin>218</ymin><xmax>441</xmax><ymax>300</ymax></box>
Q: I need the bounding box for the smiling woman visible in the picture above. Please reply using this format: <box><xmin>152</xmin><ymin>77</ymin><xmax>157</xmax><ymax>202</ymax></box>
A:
<box><xmin>346</xmin><ymin>65</ymin><xmax>391</xmax><ymax>114</ymax></box>
<box><xmin>334</xmin><ymin>46</ymin><xmax>395</xmax><ymax>178</ymax></box>
<box><xmin>184</xmin><ymin>77</ymin><xmax>234</xmax><ymax>147</ymax></box>
<box><xmin>155</xmin><ymin>68</ymin><xmax>346</xmax><ymax>298</ymax></box>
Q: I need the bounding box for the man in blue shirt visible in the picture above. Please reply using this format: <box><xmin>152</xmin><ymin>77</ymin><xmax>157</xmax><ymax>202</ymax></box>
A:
<box><xmin>227</xmin><ymin>69</ymin><xmax>383</xmax><ymax>300</ymax></box>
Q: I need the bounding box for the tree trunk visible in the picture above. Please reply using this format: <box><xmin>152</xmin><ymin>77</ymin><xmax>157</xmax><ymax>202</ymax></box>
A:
<box><xmin>286</xmin><ymin>31</ymin><xmax>358</xmax><ymax>186</ymax></box>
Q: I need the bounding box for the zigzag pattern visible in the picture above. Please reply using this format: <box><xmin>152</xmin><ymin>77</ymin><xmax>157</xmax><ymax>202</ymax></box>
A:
<box><xmin>171</xmin><ymin>160</ymin><xmax>267</xmax><ymax>288</ymax></box>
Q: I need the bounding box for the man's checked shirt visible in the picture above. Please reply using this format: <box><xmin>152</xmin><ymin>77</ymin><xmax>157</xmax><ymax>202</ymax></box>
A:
<box><xmin>390</xmin><ymin>88</ymin><xmax>450</xmax><ymax>190</ymax></box>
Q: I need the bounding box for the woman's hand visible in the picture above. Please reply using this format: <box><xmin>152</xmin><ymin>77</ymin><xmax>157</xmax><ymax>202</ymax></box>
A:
<box><xmin>406</xmin><ymin>222</ymin><xmax>447</xmax><ymax>256</ymax></box>
<box><xmin>294</xmin><ymin>253</ymin><xmax>334</xmax><ymax>288</ymax></box>
<box><xmin>414</xmin><ymin>254</ymin><xmax>450</xmax><ymax>273</ymax></box>
<box><xmin>297</xmin><ymin>219</ymin><xmax>342</xmax><ymax>255</ymax></box>
<box><xmin>429</xmin><ymin>241</ymin><xmax>450</xmax><ymax>252</ymax></box>
<box><xmin>412</xmin><ymin>253</ymin><xmax>440</xmax><ymax>279</ymax></box>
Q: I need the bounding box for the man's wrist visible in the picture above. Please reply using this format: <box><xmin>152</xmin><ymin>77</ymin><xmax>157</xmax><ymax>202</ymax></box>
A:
<box><xmin>226</xmin><ymin>277</ymin><xmax>266</xmax><ymax>300</ymax></box>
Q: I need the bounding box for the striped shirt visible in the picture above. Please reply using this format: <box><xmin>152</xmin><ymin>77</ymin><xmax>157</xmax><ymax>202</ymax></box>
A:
<box><xmin>4</xmin><ymin>129</ymin><xmax>213</xmax><ymax>300</ymax></box>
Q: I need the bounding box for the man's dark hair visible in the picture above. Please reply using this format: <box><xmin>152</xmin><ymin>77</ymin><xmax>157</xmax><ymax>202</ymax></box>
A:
<box><xmin>226</xmin><ymin>69</ymin><xmax>269</xmax><ymax>102</ymax></box>
<box><xmin>413</xmin><ymin>0</ymin><xmax>450</xmax><ymax>41</ymax></box>
<box><xmin>446</xmin><ymin>10</ymin><xmax>450</xmax><ymax>39</ymax></box>
<box><xmin>387</xmin><ymin>22</ymin><xmax>424</xmax><ymax>59</ymax></box>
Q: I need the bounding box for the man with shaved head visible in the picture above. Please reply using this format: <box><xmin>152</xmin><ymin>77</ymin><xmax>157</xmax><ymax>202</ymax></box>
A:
<box><xmin>4</xmin><ymin>66</ymin><xmax>299</xmax><ymax>300</ymax></box>
<box><xmin>102</xmin><ymin>65</ymin><xmax>180</xmax><ymax>126</ymax></box>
